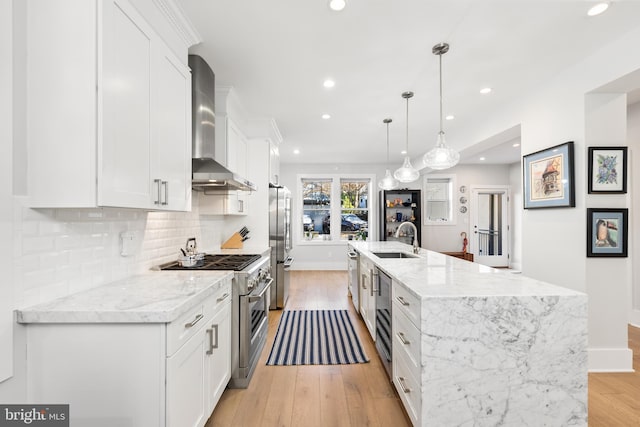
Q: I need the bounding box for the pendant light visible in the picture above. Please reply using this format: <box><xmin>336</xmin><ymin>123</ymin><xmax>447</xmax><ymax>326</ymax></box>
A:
<box><xmin>423</xmin><ymin>42</ymin><xmax>460</xmax><ymax>170</ymax></box>
<box><xmin>378</xmin><ymin>118</ymin><xmax>399</xmax><ymax>190</ymax></box>
<box><xmin>394</xmin><ymin>91</ymin><xmax>420</xmax><ymax>183</ymax></box>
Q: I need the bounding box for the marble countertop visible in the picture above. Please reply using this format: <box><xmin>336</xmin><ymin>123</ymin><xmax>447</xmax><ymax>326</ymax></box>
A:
<box><xmin>349</xmin><ymin>241</ymin><xmax>584</xmax><ymax>299</ymax></box>
<box><xmin>16</xmin><ymin>271</ymin><xmax>234</xmax><ymax>324</ymax></box>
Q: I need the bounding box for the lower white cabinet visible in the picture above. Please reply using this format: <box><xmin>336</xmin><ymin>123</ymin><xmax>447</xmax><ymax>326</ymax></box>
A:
<box><xmin>25</xmin><ymin>278</ymin><xmax>232</xmax><ymax>427</ymax></box>
<box><xmin>359</xmin><ymin>255</ymin><xmax>376</xmax><ymax>340</ymax></box>
<box><xmin>392</xmin><ymin>281</ymin><xmax>422</xmax><ymax>426</ymax></box>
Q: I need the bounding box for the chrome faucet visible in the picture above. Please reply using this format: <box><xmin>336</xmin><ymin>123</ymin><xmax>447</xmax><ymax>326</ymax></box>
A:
<box><xmin>395</xmin><ymin>221</ymin><xmax>420</xmax><ymax>253</ymax></box>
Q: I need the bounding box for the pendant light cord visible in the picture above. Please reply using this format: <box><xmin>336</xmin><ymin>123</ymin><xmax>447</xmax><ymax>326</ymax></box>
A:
<box><xmin>386</xmin><ymin>122</ymin><xmax>390</xmax><ymax>166</ymax></box>
<box><xmin>439</xmin><ymin>52</ymin><xmax>443</xmax><ymax>135</ymax></box>
<box><xmin>405</xmin><ymin>96</ymin><xmax>409</xmax><ymax>152</ymax></box>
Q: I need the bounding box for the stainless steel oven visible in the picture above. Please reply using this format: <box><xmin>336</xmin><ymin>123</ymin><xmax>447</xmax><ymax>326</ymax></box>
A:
<box><xmin>238</xmin><ymin>275</ymin><xmax>272</xmax><ymax>383</ymax></box>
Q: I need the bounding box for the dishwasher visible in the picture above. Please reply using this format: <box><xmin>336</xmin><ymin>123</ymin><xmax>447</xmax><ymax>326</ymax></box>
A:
<box><xmin>375</xmin><ymin>268</ymin><xmax>392</xmax><ymax>379</ymax></box>
<box><xmin>347</xmin><ymin>249</ymin><xmax>359</xmax><ymax>313</ymax></box>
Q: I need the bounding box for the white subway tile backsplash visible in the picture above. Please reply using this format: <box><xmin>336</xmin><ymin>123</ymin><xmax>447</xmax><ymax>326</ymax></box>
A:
<box><xmin>13</xmin><ymin>195</ymin><xmax>217</xmax><ymax>308</ymax></box>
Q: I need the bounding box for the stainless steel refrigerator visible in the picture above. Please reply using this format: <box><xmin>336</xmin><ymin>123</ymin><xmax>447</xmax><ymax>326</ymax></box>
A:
<box><xmin>269</xmin><ymin>184</ymin><xmax>293</xmax><ymax>309</ymax></box>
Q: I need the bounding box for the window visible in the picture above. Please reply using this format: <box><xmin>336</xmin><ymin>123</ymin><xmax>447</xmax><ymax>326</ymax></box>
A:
<box><xmin>340</xmin><ymin>179</ymin><xmax>369</xmax><ymax>241</ymax></box>
<box><xmin>302</xmin><ymin>179</ymin><xmax>332</xmax><ymax>241</ymax></box>
<box><xmin>298</xmin><ymin>175</ymin><xmax>373</xmax><ymax>243</ymax></box>
<box><xmin>424</xmin><ymin>174</ymin><xmax>456</xmax><ymax>224</ymax></box>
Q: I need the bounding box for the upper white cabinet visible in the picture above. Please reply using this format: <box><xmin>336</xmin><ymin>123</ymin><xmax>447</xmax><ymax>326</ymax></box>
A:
<box><xmin>269</xmin><ymin>140</ymin><xmax>280</xmax><ymax>186</ymax></box>
<box><xmin>26</xmin><ymin>0</ymin><xmax>192</xmax><ymax>211</ymax></box>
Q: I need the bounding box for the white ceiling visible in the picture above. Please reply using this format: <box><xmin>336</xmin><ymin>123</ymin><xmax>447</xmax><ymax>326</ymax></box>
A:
<box><xmin>178</xmin><ymin>0</ymin><xmax>640</xmax><ymax>167</ymax></box>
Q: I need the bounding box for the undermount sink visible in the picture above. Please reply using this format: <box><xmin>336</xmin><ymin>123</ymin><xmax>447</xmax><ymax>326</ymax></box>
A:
<box><xmin>372</xmin><ymin>251</ymin><xmax>419</xmax><ymax>259</ymax></box>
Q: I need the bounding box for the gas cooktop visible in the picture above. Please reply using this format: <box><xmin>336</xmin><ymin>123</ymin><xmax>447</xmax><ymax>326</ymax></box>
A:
<box><xmin>159</xmin><ymin>254</ymin><xmax>262</xmax><ymax>271</ymax></box>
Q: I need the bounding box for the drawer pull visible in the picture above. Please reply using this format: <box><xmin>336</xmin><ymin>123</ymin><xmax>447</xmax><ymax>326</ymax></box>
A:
<box><xmin>217</xmin><ymin>293</ymin><xmax>230</xmax><ymax>302</ymax></box>
<box><xmin>184</xmin><ymin>313</ymin><xmax>204</xmax><ymax>329</ymax></box>
<box><xmin>396</xmin><ymin>332</ymin><xmax>410</xmax><ymax>345</ymax></box>
<box><xmin>361</xmin><ymin>273</ymin><xmax>367</xmax><ymax>290</ymax></box>
<box><xmin>396</xmin><ymin>296</ymin><xmax>410</xmax><ymax>306</ymax></box>
<box><xmin>398</xmin><ymin>376</ymin><xmax>411</xmax><ymax>393</ymax></box>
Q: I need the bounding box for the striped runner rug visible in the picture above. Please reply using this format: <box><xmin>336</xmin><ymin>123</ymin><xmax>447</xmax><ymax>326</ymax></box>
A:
<box><xmin>266</xmin><ymin>310</ymin><xmax>369</xmax><ymax>365</ymax></box>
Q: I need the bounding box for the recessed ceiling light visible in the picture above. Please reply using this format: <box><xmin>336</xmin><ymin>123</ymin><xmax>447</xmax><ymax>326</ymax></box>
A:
<box><xmin>479</xmin><ymin>157</ymin><xmax>486</xmax><ymax>161</ymax></box>
<box><xmin>480</xmin><ymin>87</ymin><xmax>492</xmax><ymax>95</ymax></box>
<box><xmin>512</xmin><ymin>143</ymin><xmax>521</xmax><ymax>147</ymax></box>
<box><xmin>322</xmin><ymin>114</ymin><xmax>331</xmax><ymax>120</ymax></box>
<box><xmin>587</xmin><ymin>2</ymin><xmax>609</xmax><ymax>16</ymax></box>
<box><xmin>445</xmin><ymin>115</ymin><xmax>455</xmax><ymax>121</ymax></box>
<box><xmin>293</xmin><ymin>149</ymin><xmax>300</xmax><ymax>155</ymax></box>
<box><xmin>323</xmin><ymin>79</ymin><xmax>335</xmax><ymax>88</ymax></box>
<box><xmin>400</xmin><ymin>150</ymin><xmax>407</xmax><ymax>155</ymax></box>
<box><xmin>328</xmin><ymin>0</ymin><xmax>346</xmax><ymax>11</ymax></box>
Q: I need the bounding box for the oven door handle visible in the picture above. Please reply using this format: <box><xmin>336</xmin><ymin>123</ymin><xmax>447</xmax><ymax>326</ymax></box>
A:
<box><xmin>247</xmin><ymin>278</ymin><xmax>273</xmax><ymax>303</ymax></box>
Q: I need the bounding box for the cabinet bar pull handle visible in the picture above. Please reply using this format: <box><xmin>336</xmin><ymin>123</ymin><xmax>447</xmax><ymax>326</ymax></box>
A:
<box><xmin>162</xmin><ymin>180</ymin><xmax>169</xmax><ymax>205</ymax></box>
<box><xmin>206</xmin><ymin>328</ymin><xmax>214</xmax><ymax>355</ymax></box>
<box><xmin>154</xmin><ymin>179</ymin><xmax>162</xmax><ymax>205</ymax></box>
<box><xmin>184</xmin><ymin>313</ymin><xmax>204</xmax><ymax>328</ymax></box>
<box><xmin>212</xmin><ymin>324</ymin><xmax>219</xmax><ymax>349</ymax></box>
<box><xmin>238</xmin><ymin>199</ymin><xmax>244</xmax><ymax>212</ymax></box>
<box><xmin>370</xmin><ymin>269</ymin><xmax>375</xmax><ymax>296</ymax></box>
<box><xmin>361</xmin><ymin>273</ymin><xmax>367</xmax><ymax>290</ymax></box>
<box><xmin>396</xmin><ymin>296</ymin><xmax>410</xmax><ymax>306</ymax></box>
<box><xmin>398</xmin><ymin>377</ymin><xmax>411</xmax><ymax>393</ymax></box>
<box><xmin>217</xmin><ymin>293</ymin><xmax>230</xmax><ymax>302</ymax></box>
<box><xmin>397</xmin><ymin>332</ymin><xmax>410</xmax><ymax>345</ymax></box>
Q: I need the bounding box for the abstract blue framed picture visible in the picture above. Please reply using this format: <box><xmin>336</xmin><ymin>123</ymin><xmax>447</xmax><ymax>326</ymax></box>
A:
<box><xmin>523</xmin><ymin>141</ymin><xmax>575</xmax><ymax>209</ymax></box>
<box><xmin>587</xmin><ymin>208</ymin><xmax>628</xmax><ymax>257</ymax></box>
<box><xmin>588</xmin><ymin>146</ymin><xmax>627</xmax><ymax>194</ymax></box>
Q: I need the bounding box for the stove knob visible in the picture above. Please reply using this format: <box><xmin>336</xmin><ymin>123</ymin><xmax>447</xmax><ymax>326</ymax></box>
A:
<box><xmin>247</xmin><ymin>278</ymin><xmax>256</xmax><ymax>292</ymax></box>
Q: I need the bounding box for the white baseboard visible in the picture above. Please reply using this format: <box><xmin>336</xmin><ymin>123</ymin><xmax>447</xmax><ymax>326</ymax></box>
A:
<box><xmin>588</xmin><ymin>347</ymin><xmax>634</xmax><ymax>372</ymax></box>
<box><xmin>629</xmin><ymin>309</ymin><xmax>640</xmax><ymax>328</ymax></box>
<box><xmin>289</xmin><ymin>261</ymin><xmax>347</xmax><ymax>271</ymax></box>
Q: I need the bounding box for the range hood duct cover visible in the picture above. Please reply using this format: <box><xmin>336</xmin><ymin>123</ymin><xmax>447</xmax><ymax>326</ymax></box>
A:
<box><xmin>189</xmin><ymin>54</ymin><xmax>256</xmax><ymax>192</ymax></box>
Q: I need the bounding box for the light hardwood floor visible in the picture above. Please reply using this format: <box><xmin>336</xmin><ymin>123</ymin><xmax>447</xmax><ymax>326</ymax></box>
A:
<box><xmin>207</xmin><ymin>270</ymin><xmax>640</xmax><ymax>427</ymax></box>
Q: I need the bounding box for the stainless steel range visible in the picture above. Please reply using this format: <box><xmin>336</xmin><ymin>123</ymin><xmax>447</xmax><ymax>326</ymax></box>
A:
<box><xmin>159</xmin><ymin>252</ymin><xmax>271</xmax><ymax>388</ymax></box>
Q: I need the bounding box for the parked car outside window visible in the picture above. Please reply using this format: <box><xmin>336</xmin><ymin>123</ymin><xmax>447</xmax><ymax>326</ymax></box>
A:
<box><xmin>341</xmin><ymin>214</ymin><xmax>368</xmax><ymax>231</ymax></box>
<box><xmin>303</xmin><ymin>214</ymin><xmax>314</xmax><ymax>231</ymax></box>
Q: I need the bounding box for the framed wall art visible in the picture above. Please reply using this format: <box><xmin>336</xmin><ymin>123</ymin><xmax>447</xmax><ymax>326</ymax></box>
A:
<box><xmin>586</xmin><ymin>208</ymin><xmax>628</xmax><ymax>257</ymax></box>
<box><xmin>588</xmin><ymin>146</ymin><xmax>627</xmax><ymax>194</ymax></box>
<box><xmin>523</xmin><ymin>141</ymin><xmax>575</xmax><ymax>209</ymax></box>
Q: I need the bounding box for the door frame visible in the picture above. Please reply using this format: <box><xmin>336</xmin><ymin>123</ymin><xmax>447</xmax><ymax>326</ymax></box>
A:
<box><xmin>469</xmin><ymin>185</ymin><xmax>511</xmax><ymax>267</ymax></box>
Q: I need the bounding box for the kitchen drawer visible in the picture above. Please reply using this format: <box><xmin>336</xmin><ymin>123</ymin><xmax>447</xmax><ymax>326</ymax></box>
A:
<box><xmin>203</xmin><ymin>277</ymin><xmax>232</xmax><ymax>320</ymax></box>
<box><xmin>393</xmin><ymin>348</ymin><xmax>420</xmax><ymax>426</ymax></box>
<box><xmin>167</xmin><ymin>299</ymin><xmax>209</xmax><ymax>357</ymax></box>
<box><xmin>392</xmin><ymin>281</ymin><xmax>420</xmax><ymax>328</ymax></box>
<box><xmin>392</xmin><ymin>301</ymin><xmax>421</xmax><ymax>379</ymax></box>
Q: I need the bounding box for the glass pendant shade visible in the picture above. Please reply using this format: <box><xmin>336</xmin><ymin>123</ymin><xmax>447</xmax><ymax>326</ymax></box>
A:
<box><xmin>424</xmin><ymin>42</ymin><xmax>459</xmax><ymax>171</ymax></box>
<box><xmin>394</xmin><ymin>91</ymin><xmax>420</xmax><ymax>183</ymax></box>
<box><xmin>378</xmin><ymin>168</ymin><xmax>399</xmax><ymax>190</ymax></box>
<box><xmin>394</xmin><ymin>156</ymin><xmax>420</xmax><ymax>182</ymax></box>
<box><xmin>423</xmin><ymin>132</ymin><xmax>460</xmax><ymax>170</ymax></box>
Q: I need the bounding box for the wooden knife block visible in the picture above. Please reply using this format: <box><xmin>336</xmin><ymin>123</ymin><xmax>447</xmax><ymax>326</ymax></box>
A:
<box><xmin>221</xmin><ymin>232</ymin><xmax>243</xmax><ymax>249</ymax></box>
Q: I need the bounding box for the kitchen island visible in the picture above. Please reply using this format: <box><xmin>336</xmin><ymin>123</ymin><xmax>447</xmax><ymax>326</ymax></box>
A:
<box><xmin>349</xmin><ymin>241</ymin><xmax>587</xmax><ymax>427</ymax></box>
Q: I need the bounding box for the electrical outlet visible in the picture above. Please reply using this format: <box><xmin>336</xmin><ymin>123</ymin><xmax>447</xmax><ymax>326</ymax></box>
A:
<box><xmin>120</xmin><ymin>231</ymin><xmax>136</xmax><ymax>257</ymax></box>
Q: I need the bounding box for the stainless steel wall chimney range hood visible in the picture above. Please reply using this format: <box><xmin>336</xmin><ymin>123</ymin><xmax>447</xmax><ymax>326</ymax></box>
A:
<box><xmin>189</xmin><ymin>54</ymin><xmax>256</xmax><ymax>192</ymax></box>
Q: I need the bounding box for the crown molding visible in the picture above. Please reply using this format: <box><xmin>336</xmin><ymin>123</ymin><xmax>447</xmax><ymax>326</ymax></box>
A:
<box><xmin>153</xmin><ymin>0</ymin><xmax>202</xmax><ymax>47</ymax></box>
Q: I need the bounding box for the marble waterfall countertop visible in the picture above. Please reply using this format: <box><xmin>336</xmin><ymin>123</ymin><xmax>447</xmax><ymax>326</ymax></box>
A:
<box><xmin>16</xmin><ymin>271</ymin><xmax>233</xmax><ymax>324</ymax></box>
<box><xmin>349</xmin><ymin>240</ymin><xmax>588</xmax><ymax>426</ymax></box>
<box><xmin>348</xmin><ymin>240</ymin><xmax>583</xmax><ymax>298</ymax></box>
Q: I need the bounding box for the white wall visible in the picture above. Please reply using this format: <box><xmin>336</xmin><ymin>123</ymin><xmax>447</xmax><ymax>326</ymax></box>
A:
<box><xmin>628</xmin><ymin>101</ymin><xmax>640</xmax><ymax>328</ymax></box>
<box><xmin>422</xmin><ymin>163</ymin><xmax>513</xmax><ymax>254</ymax></box>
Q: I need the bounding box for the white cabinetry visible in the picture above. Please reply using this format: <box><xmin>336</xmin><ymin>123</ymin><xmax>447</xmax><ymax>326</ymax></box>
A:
<box><xmin>26</xmin><ymin>277</ymin><xmax>232</xmax><ymax>427</ymax></box>
<box><xmin>392</xmin><ymin>281</ymin><xmax>422</xmax><ymax>426</ymax></box>
<box><xmin>359</xmin><ymin>255</ymin><xmax>376</xmax><ymax>340</ymax></box>
<box><xmin>26</xmin><ymin>0</ymin><xmax>191</xmax><ymax>210</ymax></box>
<box><xmin>269</xmin><ymin>140</ymin><xmax>280</xmax><ymax>185</ymax></box>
